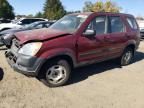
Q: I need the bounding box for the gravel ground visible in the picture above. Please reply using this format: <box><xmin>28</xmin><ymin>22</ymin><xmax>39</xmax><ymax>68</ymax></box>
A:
<box><xmin>0</xmin><ymin>41</ymin><xmax>144</xmax><ymax>108</ymax></box>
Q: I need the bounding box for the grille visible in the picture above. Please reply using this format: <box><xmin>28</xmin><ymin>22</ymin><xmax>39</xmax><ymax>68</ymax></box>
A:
<box><xmin>6</xmin><ymin>52</ymin><xmax>17</xmax><ymax>64</ymax></box>
<box><xmin>6</xmin><ymin>38</ymin><xmax>20</xmax><ymax>64</ymax></box>
<box><xmin>11</xmin><ymin>38</ymin><xmax>21</xmax><ymax>52</ymax></box>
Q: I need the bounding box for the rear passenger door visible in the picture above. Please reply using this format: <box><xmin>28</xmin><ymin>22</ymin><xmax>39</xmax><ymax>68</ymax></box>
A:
<box><xmin>105</xmin><ymin>16</ymin><xmax>127</xmax><ymax>57</ymax></box>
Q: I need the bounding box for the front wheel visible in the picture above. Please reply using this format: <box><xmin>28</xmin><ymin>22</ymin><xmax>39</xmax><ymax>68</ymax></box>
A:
<box><xmin>120</xmin><ymin>48</ymin><xmax>134</xmax><ymax>66</ymax></box>
<box><xmin>40</xmin><ymin>59</ymin><xmax>71</xmax><ymax>87</ymax></box>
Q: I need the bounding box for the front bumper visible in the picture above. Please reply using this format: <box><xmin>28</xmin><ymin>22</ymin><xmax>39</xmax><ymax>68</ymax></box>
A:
<box><xmin>5</xmin><ymin>50</ymin><xmax>46</xmax><ymax>76</ymax></box>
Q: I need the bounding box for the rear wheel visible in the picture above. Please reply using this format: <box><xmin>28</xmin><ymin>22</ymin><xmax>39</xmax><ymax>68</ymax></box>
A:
<box><xmin>39</xmin><ymin>59</ymin><xmax>71</xmax><ymax>87</ymax></box>
<box><xmin>119</xmin><ymin>48</ymin><xmax>134</xmax><ymax>66</ymax></box>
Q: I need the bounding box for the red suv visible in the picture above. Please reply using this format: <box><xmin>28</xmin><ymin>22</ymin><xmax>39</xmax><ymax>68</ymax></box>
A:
<box><xmin>5</xmin><ymin>12</ymin><xmax>140</xmax><ymax>87</ymax></box>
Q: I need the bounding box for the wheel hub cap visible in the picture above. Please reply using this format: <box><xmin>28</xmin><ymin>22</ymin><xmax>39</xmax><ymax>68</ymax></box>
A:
<box><xmin>46</xmin><ymin>65</ymin><xmax>66</xmax><ymax>84</ymax></box>
<box><xmin>123</xmin><ymin>51</ymin><xmax>132</xmax><ymax>64</ymax></box>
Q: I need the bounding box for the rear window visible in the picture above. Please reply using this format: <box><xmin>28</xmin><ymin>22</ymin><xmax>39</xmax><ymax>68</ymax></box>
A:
<box><xmin>126</xmin><ymin>17</ymin><xmax>138</xmax><ymax>30</ymax></box>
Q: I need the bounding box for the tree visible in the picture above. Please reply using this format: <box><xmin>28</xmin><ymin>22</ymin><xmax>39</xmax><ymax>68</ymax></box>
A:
<box><xmin>67</xmin><ymin>10</ymin><xmax>81</xmax><ymax>14</ymax></box>
<box><xmin>104</xmin><ymin>1</ymin><xmax>121</xmax><ymax>13</ymax></box>
<box><xmin>27</xmin><ymin>14</ymin><xmax>33</xmax><ymax>18</ymax></box>
<box><xmin>0</xmin><ymin>0</ymin><xmax>15</xmax><ymax>19</ymax></box>
<box><xmin>43</xmin><ymin>0</ymin><xmax>66</xmax><ymax>20</ymax></box>
<box><xmin>83</xmin><ymin>1</ymin><xmax>93</xmax><ymax>12</ymax></box>
<box><xmin>83</xmin><ymin>1</ymin><xmax>122</xmax><ymax>13</ymax></box>
<box><xmin>92</xmin><ymin>1</ymin><xmax>104</xmax><ymax>12</ymax></box>
<box><xmin>35</xmin><ymin>12</ymin><xmax>44</xmax><ymax>18</ymax></box>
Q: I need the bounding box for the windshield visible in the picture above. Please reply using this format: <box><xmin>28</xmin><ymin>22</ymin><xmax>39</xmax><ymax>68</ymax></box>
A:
<box><xmin>22</xmin><ymin>22</ymin><xmax>40</xmax><ymax>29</ymax></box>
<box><xmin>50</xmin><ymin>15</ymin><xmax>88</xmax><ymax>33</ymax></box>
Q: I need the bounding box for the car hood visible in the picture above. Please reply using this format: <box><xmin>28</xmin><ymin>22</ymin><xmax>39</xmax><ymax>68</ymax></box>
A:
<box><xmin>15</xmin><ymin>28</ymin><xmax>71</xmax><ymax>44</ymax></box>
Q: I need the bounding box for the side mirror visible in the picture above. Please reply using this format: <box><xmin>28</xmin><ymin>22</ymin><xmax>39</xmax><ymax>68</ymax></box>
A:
<box><xmin>83</xmin><ymin>29</ymin><xmax>96</xmax><ymax>37</ymax></box>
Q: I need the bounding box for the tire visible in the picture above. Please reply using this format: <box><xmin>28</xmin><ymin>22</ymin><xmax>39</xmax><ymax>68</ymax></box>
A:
<box><xmin>119</xmin><ymin>47</ymin><xmax>134</xmax><ymax>66</ymax></box>
<box><xmin>39</xmin><ymin>59</ymin><xmax>71</xmax><ymax>87</ymax></box>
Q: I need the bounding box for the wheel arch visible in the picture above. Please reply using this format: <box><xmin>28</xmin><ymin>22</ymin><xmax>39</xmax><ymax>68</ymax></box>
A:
<box><xmin>125</xmin><ymin>43</ymin><xmax>136</xmax><ymax>54</ymax></box>
<box><xmin>39</xmin><ymin>52</ymin><xmax>77</xmax><ymax>74</ymax></box>
<box><xmin>46</xmin><ymin>54</ymin><xmax>75</xmax><ymax>68</ymax></box>
<box><xmin>37</xmin><ymin>54</ymin><xmax>76</xmax><ymax>78</ymax></box>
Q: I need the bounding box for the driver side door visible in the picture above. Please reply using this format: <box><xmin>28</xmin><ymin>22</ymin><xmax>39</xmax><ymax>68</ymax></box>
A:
<box><xmin>77</xmin><ymin>16</ymin><xmax>110</xmax><ymax>63</ymax></box>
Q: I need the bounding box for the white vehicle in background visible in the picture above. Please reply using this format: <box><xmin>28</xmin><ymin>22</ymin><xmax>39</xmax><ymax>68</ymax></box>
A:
<box><xmin>137</xmin><ymin>20</ymin><xmax>144</xmax><ymax>30</ymax></box>
<box><xmin>0</xmin><ymin>23</ymin><xmax>22</xmax><ymax>31</ymax></box>
<box><xmin>0</xmin><ymin>18</ymin><xmax>48</xmax><ymax>32</ymax></box>
<box><xmin>138</xmin><ymin>21</ymin><xmax>144</xmax><ymax>30</ymax></box>
<box><xmin>137</xmin><ymin>20</ymin><xmax>144</xmax><ymax>38</ymax></box>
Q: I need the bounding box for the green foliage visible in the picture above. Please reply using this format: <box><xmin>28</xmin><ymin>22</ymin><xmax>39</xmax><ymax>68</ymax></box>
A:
<box><xmin>83</xmin><ymin>1</ymin><xmax>122</xmax><ymax>13</ymax></box>
<box><xmin>43</xmin><ymin>0</ymin><xmax>66</xmax><ymax>20</ymax></box>
<box><xmin>103</xmin><ymin>1</ymin><xmax>121</xmax><ymax>12</ymax></box>
<box><xmin>0</xmin><ymin>0</ymin><xmax>15</xmax><ymax>19</ymax></box>
<box><xmin>83</xmin><ymin>1</ymin><xmax>93</xmax><ymax>12</ymax></box>
<box><xmin>35</xmin><ymin>12</ymin><xmax>44</xmax><ymax>18</ymax></box>
<box><xmin>93</xmin><ymin>1</ymin><xmax>104</xmax><ymax>12</ymax></box>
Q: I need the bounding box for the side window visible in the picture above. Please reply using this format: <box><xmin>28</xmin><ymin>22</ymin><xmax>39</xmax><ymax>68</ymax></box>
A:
<box><xmin>30</xmin><ymin>19</ymin><xmax>37</xmax><ymax>23</ymax></box>
<box><xmin>110</xmin><ymin>17</ymin><xmax>125</xmax><ymax>33</ymax></box>
<box><xmin>38</xmin><ymin>19</ymin><xmax>45</xmax><ymax>21</ymax></box>
<box><xmin>127</xmin><ymin>17</ymin><xmax>138</xmax><ymax>30</ymax></box>
<box><xmin>45</xmin><ymin>23</ymin><xmax>51</xmax><ymax>28</ymax></box>
<box><xmin>87</xmin><ymin>21</ymin><xmax>94</xmax><ymax>30</ymax></box>
<box><xmin>35</xmin><ymin>24</ymin><xmax>43</xmax><ymax>29</ymax></box>
<box><xmin>21</xmin><ymin>19</ymin><xmax>30</xmax><ymax>25</ymax></box>
<box><xmin>84</xmin><ymin>16</ymin><xmax>107</xmax><ymax>35</ymax></box>
<box><xmin>94</xmin><ymin>16</ymin><xmax>107</xmax><ymax>35</ymax></box>
<box><xmin>29</xmin><ymin>19</ymin><xmax>42</xmax><ymax>24</ymax></box>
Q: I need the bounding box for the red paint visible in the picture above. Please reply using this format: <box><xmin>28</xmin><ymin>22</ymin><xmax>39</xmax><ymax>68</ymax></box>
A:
<box><xmin>14</xmin><ymin>12</ymin><xmax>140</xmax><ymax>67</ymax></box>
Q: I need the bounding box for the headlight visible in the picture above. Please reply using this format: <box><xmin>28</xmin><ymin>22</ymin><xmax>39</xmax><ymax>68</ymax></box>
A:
<box><xmin>18</xmin><ymin>42</ymin><xmax>42</xmax><ymax>56</ymax></box>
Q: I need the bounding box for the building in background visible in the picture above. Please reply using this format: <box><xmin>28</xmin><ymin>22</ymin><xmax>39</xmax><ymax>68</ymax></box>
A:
<box><xmin>137</xmin><ymin>19</ymin><xmax>144</xmax><ymax>30</ymax></box>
